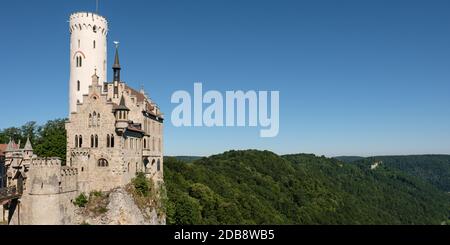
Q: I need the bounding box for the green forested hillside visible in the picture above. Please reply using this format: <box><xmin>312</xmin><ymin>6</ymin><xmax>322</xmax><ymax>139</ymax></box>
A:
<box><xmin>334</xmin><ymin>156</ymin><xmax>365</xmax><ymax>162</ymax></box>
<box><xmin>165</xmin><ymin>150</ymin><xmax>450</xmax><ymax>225</ymax></box>
<box><xmin>353</xmin><ymin>155</ymin><xmax>450</xmax><ymax>192</ymax></box>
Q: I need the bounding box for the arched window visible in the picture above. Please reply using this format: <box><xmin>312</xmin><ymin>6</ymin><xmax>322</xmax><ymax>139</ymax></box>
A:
<box><xmin>95</xmin><ymin>135</ymin><xmax>98</xmax><ymax>148</ymax></box>
<box><xmin>77</xmin><ymin>80</ymin><xmax>81</xmax><ymax>91</ymax></box>
<box><xmin>88</xmin><ymin>113</ymin><xmax>92</xmax><ymax>127</ymax></box>
<box><xmin>90</xmin><ymin>135</ymin><xmax>94</xmax><ymax>148</ymax></box>
<box><xmin>143</xmin><ymin>139</ymin><xmax>147</xmax><ymax>149</ymax></box>
<box><xmin>98</xmin><ymin>158</ymin><xmax>108</xmax><ymax>167</ymax></box>
<box><xmin>93</xmin><ymin>40</ymin><xmax>96</xmax><ymax>49</ymax></box>
<box><xmin>107</xmin><ymin>135</ymin><xmax>110</xmax><ymax>148</ymax></box>
<box><xmin>75</xmin><ymin>135</ymin><xmax>78</xmax><ymax>148</ymax></box>
<box><xmin>127</xmin><ymin>162</ymin><xmax>130</xmax><ymax>172</ymax></box>
<box><xmin>97</xmin><ymin>113</ymin><xmax>100</xmax><ymax>126</ymax></box>
<box><xmin>79</xmin><ymin>135</ymin><xmax>83</xmax><ymax>147</ymax></box>
<box><xmin>111</xmin><ymin>135</ymin><xmax>115</xmax><ymax>148</ymax></box>
<box><xmin>76</xmin><ymin>56</ymin><xmax>83</xmax><ymax>67</ymax></box>
<box><xmin>157</xmin><ymin>159</ymin><xmax>161</xmax><ymax>172</ymax></box>
<box><xmin>92</xmin><ymin>112</ymin><xmax>97</xmax><ymax>127</ymax></box>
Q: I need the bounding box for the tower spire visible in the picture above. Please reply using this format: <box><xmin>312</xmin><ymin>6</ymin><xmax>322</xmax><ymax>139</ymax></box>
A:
<box><xmin>24</xmin><ymin>137</ymin><xmax>33</xmax><ymax>151</ymax></box>
<box><xmin>113</xmin><ymin>41</ymin><xmax>121</xmax><ymax>82</ymax></box>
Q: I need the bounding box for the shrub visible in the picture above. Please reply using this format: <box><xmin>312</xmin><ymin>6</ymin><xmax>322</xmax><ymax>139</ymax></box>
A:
<box><xmin>132</xmin><ymin>172</ymin><xmax>151</xmax><ymax>197</ymax></box>
<box><xmin>90</xmin><ymin>190</ymin><xmax>103</xmax><ymax>198</ymax></box>
<box><xmin>74</xmin><ymin>193</ymin><xmax>88</xmax><ymax>207</ymax></box>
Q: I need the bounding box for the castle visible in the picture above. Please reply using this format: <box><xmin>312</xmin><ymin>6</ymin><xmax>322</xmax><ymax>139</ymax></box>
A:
<box><xmin>1</xmin><ymin>12</ymin><xmax>164</xmax><ymax>225</ymax></box>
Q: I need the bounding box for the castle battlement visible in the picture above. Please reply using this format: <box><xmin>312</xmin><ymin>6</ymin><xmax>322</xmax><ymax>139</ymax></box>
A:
<box><xmin>71</xmin><ymin>149</ymin><xmax>90</xmax><ymax>157</ymax></box>
<box><xmin>31</xmin><ymin>157</ymin><xmax>62</xmax><ymax>167</ymax></box>
<box><xmin>61</xmin><ymin>167</ymin><xmax>78</xmax><ymax>177</ymax></box>
<box><xmin>69</xmin><ymin>12</ymin><xmax>108</xmax><ymax>35</ymax></box>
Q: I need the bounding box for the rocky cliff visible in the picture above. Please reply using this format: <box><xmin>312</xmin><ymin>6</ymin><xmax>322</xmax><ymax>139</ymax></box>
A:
<box><xmin>73</xmin><ymin>187</ymin><xmax>165</xmax><ymax>225</ymax></box>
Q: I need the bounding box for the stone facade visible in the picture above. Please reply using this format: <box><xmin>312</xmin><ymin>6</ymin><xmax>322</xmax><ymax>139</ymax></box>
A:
<box><xmin>65</xmin><ymin>54</ymin><xmax>164</xmax><ymax>194</ymax></box>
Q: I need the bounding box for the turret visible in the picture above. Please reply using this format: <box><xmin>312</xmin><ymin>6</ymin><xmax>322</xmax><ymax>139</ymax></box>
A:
<box><xmin>23</xmin><ymin>137</ymin><xmax>33</xmax><ymax>158</ymax></box>
<box><xmin>5</xmin><ymin>138</ymin><xmax>17</xmax><ymax>158</ymax></box>
<box><xmin>115</xmin><ymin>95</ymin><xmax>130</xmax><ymax>134</ymax></box>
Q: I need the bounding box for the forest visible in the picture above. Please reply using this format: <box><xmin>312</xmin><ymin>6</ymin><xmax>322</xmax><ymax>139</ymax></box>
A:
<box><xmin>165</xmin><ymin>151</ymin><xmax>450</xmax><ymax>224</ymax></box>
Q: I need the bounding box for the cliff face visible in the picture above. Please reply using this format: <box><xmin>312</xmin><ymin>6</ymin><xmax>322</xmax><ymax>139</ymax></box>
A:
<box><xmin>73</xmin><ymin>187</ymin><xmax>165</xmax><ymax>225</ymax></box>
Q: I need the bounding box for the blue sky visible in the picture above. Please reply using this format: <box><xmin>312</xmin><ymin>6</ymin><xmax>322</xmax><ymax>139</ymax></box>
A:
<box><xmin>0</xmin><ymin>0</ymin><xmax>449</xmax><ymax>156</ymax></box>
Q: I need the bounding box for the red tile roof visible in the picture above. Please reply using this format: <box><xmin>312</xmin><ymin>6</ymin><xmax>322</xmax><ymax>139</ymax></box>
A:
<box><xmin>124</xmin><ymin>85</ymin><xmax>158</xmax><ymax>115</ymax></box>
<box><xmin>0</xmin><ymin>144</ymin><xmax>8</xmax><ymax>157</ymax></box>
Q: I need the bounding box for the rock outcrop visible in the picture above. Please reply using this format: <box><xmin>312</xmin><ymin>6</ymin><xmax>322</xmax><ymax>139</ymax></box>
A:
<box><xmin>74</xmin><ymin>187</ymin><xmax>165</xmax><ymax>225</ymax></box>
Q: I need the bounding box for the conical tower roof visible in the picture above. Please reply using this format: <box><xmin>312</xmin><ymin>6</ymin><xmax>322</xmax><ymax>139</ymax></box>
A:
<box><xmin>23</xmin><ymin>137</ymin><xmax>33</xmax><ymax>151</ymax></box>
<box><xmin>117</xmin><ymin>95</ymin><xmax>130</xmax><ymax>111</ymax></box>
<box><xmin>5</xmin><ymin>138</ymin><xmax>16</xmax><ymax>152</ymax></box>
<box><xmin>113</xmin><ymin>45</ymin><xmax>121</xmax><ymax>69</ymax></box>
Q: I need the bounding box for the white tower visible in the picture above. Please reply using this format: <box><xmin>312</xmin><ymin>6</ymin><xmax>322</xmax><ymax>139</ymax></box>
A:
<box><xmin>69</xmin><ymin>12</ymin><xmax>108</xmax><ymax>113</ymax></box>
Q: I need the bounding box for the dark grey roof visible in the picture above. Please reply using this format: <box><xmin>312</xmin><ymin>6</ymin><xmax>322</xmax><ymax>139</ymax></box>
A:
<box><xmin>113</xmin><ymin>46</ymin><xmax>121</xmax><ymax>69</ymax></box>
<box><xmin>116</xmin><ymin>95</ymin><xmax>130</xmax><ymax>111</ymax></box>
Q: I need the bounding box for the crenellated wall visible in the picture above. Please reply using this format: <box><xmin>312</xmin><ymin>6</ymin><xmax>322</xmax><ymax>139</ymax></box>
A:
<box><xmin>9</xmin><ymin>158</ymin><xmax>79</xmax><ymax>225</ymax></box>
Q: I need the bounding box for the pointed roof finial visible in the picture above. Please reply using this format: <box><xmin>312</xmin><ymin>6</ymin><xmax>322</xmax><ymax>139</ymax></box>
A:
<box><xmin>24</xmin><ymin>137</ymin><xmax>33</xmax><ymax>151</ymax></box>
<box><xmin>113</xmin><ymin>41</ymin><xmax>121</xmax><ymax>69</ymax></box>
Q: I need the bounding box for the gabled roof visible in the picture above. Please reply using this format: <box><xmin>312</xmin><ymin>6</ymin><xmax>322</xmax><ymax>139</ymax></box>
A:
<box><xmin>125</xmin><ymin>85</ymin><xmax>146</xmax><ymax>104</ymax></box>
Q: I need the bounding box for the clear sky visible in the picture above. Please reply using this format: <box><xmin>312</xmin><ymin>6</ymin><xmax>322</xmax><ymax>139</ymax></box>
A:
<box><xmin>1</xmin><ymin>0</ymin><xmax>449</xmax><ymax>156</ymax></box>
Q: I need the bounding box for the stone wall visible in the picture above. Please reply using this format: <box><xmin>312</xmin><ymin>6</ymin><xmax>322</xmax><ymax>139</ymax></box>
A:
<box><xmin>9</xmin><ymin>158</ymin><xmax>78</xmax><ymax>225</ymax></box>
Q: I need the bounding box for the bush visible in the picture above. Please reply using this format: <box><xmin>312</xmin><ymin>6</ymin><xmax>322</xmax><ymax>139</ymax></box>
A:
<box><xmin>132</xmin><ymin>172</ymin><xmax>151</xmax><ymax>197</ymax></box>
<box><xmin>74</xmin><ymin>193</ymin><xmax>88</xmax><ymax>207</ymax></box>
<box><xmin>90</xmin><ymin>190</ymin><xmax>103</xmax><ymax>198</ymax></box>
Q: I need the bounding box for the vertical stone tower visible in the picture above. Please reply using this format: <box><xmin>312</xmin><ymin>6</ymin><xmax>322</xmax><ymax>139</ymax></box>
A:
<box><xmin>69</xmin><ymin>12</ymin><xmax>108</xmax><ymax>113</ymax></box>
